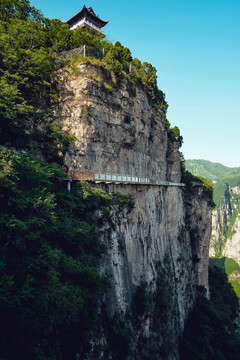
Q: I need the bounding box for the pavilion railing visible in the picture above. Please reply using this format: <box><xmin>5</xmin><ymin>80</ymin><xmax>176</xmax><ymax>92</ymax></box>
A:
<box><xmin>59</xmin><ymin>45</ymin><xmax>134</xmax><ymax>75</ymax></box>
<box><xmin>59</xmin><ymin>45</ymin><xmax>107</xmax><ymax>60</ymax></box>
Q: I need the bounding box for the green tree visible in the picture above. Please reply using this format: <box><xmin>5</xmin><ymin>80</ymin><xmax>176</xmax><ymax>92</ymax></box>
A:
<box><xmin>70</xmin><ymin>26</ymin><xmax>112</xmax><ymax>51</ymax></box>
<box><xmin>0</xmin><ymin>0</ymin><xmax>43</xmax><ymax>22</ymax></box>
<box><xmin>0</xmin><ymin>147</ymin><xmax>111</xmax><ymax>359</ymax></box>
<box><xmin>103</xmin><ymin>41</ymin><xmax>132</xmax><ymax>81</ymax></box>
<box><xmin>0</xmin><ymin>5</ymin><xmax>74</xmax><ymax>159</ymax></box>
<box><xmin>44</xmin><ymin>18</ymin><xmax>72</xmax><ymax>52</ymax></box>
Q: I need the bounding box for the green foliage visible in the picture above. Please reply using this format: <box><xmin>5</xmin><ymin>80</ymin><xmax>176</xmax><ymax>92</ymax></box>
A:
<box><xmin>185</xmin><ymin>159</ymin><xmax>240</xmax><ymax>182</ymax></box>
<box><xmin>153</xmin><ymin>269</ymin><xmax>174</xmax><ymax>326</ymax></box>
<box><xmin>0</xmin><ymin>147</ymin><xmax>114</xmax><ymax>359</ymax></box>
<box><xmin>108</xmin><ymin>313</ymin><xmax>134</xmax><ymax>359</ymax></box>
<box><xmin>225</xmin><ymin>257</ymin><xmax>240</xmax><ymax>276</ymax></box>
<box><xmin>0</xmin><ymin>2</ymin><xmax>114</xmax><ymax>161</ymax></box>
<box><xmin>130</xmin><ymin>58</ymin><xmax>168</xmax><ymax>113</ymax></box>
<box><xmin>1</xmin><ymin>0</ymin><xmax>170</xmax><ymax>155</ymax></box>
<box><xmin>0</xmin><ymin>0</ymin><xmax>44</xmax><ymax>22</ymax></box>
<box><xmin>0</xmin><ymin>140</ymin><xmax>137</xmax><ymax>359</ymax></box>
<box><xmin>114</xmin><ymin>102</ymin><xmax>123</xmax><ymax>110</ymax></box>
<box><xmin>148</xmin><ymin>133</ymin><xmax>153</xmax><ymax>142</ymax></box>
<box><xmin>112</xmin><ymin>193</ymin><xmax>135</xmax><ymax>211</ymax></box>
<box><xmin>132</xmin><ymin>266</ymin><xmax>175</xmax><ymax>327</ymax></box>
<box><xmin>101</xmin><ymin>41</ymin><xmax>169</xmax><ymax>113</ymax></box>
<box><xmin>132</xmin><ymin>282</ymin><xmax>152</xmax><ymax>316</ymax></box>
<box><xmin>100</xmin><ymin>82</ymin><xmax>113</xmax><ymax>93</ymax></box>
<box><xmin>181</xmin><ymin>157</ymin><xmax>215</xmax><ymax>206</ymax></box>
<box><xmin>225</xmin><ymin>206</ymin><xmax>239</xmax><ymax>239</ymax></box>
<box><xmin>103</xmin><ymin>41</ymin><xmax>131</xmax><ymax>82</ymax></box>
<box><xmin>44</xmin><ymin>18</ymin><xmax>72</xmax><ymax>52</ymax></box>
<box><xmin>165</xmin><ymin>120</ymin><xmax>183</xmax><ymax>147</ymax></box>
<box><xmin>0</xmin><ymin>4</ymin><xmax>77</xmax><ymax>160</ymax></box>
<box><xmin>213</xmin><ymin>174</ymin><xmax>240</xmax><ymax>206</ymax></box>
<box><xmin>69</xmin><ymin>27</ymin><xmax>112</xmax><ymax>53</ymax></box>
<box><xmin>185</xmin><ymin>159</ymin><xmax>240</xmax><ymax>206</ymax></box>
<box><xmin>81</xmin><ymin>104</ymin><xmax>93</xmax><ymax>124</ymax></box>
<box><xmin>106</xmin><ymin>264</ymin><xmax>176</xmax><ymax>359</ymax></box>
<box><xmin>196</xmin><ymin>175</ymin><xmax>214</xmax><ymax>198</ymax></box>
<box><xmin>124</xmin><ymin>114</ymin><xmax>134</xmax><ymax>124</ymax></box>
<box><xmin>180</xmin><ymin>266</ymin><xmax>240</xmax><ymax>360</ymax></box>
<box><xmin>210</xmin><ymin>257</ymin><xmax>240</xmax><ymax>299</ymax></box>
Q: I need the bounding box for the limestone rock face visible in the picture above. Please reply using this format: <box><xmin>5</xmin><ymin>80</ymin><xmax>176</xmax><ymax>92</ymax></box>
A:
<box><xmin>211</xmin><ymin>184</ymin><xmax>240</xmax><ymax>265</ymax></box>
<box><xmin>53</xmin><ymin>63</ymin><xmax>212</xmax><ymax>359</ymax></box>
<box><xmin>53</xmin><ymin>63</ymin><xmax>175</xmax><ymax>182</ymax></box>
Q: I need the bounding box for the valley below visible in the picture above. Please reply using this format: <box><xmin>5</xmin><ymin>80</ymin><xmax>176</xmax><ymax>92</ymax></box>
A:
<box><xmin>186</xmin><ymin>159</ymin><xmax>240</xmax><ymax>297</ymax></box>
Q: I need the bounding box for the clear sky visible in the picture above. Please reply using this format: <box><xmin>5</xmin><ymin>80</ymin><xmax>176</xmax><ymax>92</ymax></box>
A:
<box><xmin>31</xmin><ymin>0</ymin><xmax>240</xmax><ymax>167</ymax></box>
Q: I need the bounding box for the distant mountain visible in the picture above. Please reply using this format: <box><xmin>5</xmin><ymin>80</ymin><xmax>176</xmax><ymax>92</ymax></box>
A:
<box><xmin>186</xmin><ymin>159</ymin><xmax>240</xmax><ymax>182</ymax></box>
<box><xmin>185</xmin><ymin>160</ymin><xmax>240</xmax><ymax>206</ymax></box>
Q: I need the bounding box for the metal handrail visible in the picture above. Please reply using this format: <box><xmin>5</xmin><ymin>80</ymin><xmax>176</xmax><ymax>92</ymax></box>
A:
<box><xmin>66</xmin><ymin>170</ymin><xmax>185</xmax><ymax>189</ymax></box>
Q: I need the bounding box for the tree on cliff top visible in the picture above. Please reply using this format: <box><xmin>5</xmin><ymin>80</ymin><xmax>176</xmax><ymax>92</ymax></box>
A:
<box><xmin>0</xmin><ymin>0</ymin><xmax>43</xmax><ymax>22</ymax></box>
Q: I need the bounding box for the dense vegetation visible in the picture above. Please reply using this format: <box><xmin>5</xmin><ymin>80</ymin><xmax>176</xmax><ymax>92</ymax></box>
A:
<box><xmin>180</xmin><ymin>265</ymin><xmax>240</xmax><ymax>360</ymax></box>
<box><xmin>210</xmin><ymin>257</ymin><xmax>240</xmax><ymax>299</ymax></box>
<box><xmin>0</xmin><ymin>144</ymin><xmax>137</xmax><ymax>359</ymax></box>
<box><xmin>0</xmin><ymin>147</ymin><xmax>111</xmax><ymax>359</ymax></box>
<box><xmin>0</xmin><ymin>0</ymin><xmax>72</xmax><ymax>158</ymax></box>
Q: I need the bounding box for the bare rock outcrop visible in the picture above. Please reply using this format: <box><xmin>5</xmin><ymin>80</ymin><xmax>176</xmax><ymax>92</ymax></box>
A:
<box><xmin>53</xmin><ymin>63</ymin><xmax>212</xmax><ymax>359</ymax></box>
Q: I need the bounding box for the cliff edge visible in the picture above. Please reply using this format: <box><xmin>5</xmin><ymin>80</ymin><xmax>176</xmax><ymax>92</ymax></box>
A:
<box><xmin>53</xmin><ymin>62</ymin><xmax>212</xmax><ymax>359</ymax></box>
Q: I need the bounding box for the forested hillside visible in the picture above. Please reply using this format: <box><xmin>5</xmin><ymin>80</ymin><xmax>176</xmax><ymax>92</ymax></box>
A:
<box><xmin>186</xmin><ymin>159</ymin><xmax>240</xmax><ymax>184</ymax></box>
<box><xmin>186</xmin><ymin>160</ymin><xmax>240</xmax><ymax>206</ymax></box>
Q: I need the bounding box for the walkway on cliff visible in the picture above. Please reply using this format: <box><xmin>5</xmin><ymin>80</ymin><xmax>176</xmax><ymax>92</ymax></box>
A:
<box><xmin>66</xmin><ymin>170</ymin><xmax>185</xmax><ymax>192</ymax></box>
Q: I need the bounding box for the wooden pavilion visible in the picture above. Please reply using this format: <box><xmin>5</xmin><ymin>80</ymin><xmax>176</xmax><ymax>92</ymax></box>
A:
<box><xmin>64</xmin><ymin>5</ymin><xmax>108</xmax><ymax>33</ymax></box>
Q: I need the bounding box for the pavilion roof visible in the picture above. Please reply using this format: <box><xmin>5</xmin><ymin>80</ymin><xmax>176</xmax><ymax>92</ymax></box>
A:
<box><xmin>64</xmin><ymin>5</ymin><xmax>108</xmax><ymax>28</ymax></box>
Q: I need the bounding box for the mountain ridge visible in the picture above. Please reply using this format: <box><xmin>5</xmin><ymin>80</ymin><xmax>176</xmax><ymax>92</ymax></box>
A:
<box><xmin>186</xmin><ymin>159</ymin><xmax>240</xmax><ymax>206</ymax></box>
<box><xmin>186</xmin><ymin>159</ymin><xmax>240</xmax><ymax>182</ymax></box>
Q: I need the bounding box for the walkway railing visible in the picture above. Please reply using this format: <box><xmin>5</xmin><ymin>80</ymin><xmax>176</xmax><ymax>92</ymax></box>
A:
<box><xmin>66</xmin><ymin>170</ymin><xmax>185</xmax><ymax>192</ymax></box>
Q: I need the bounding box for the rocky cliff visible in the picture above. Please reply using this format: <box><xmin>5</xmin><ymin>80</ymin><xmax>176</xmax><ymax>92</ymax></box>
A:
<box><xmin>53</xmin><ymin>62</ymin><xmax>212</xmax><ymax>359</ymax></box>
<box><xmin>211</xmin><ymin>183</ymin><xmax>240</xmax><ymax>265</ymax></box>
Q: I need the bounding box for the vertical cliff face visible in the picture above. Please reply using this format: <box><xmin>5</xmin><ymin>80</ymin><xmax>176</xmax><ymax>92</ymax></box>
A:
<box><xmin>53</xmin><ymin>63</ymin><xmax>212</xmax><ymax>359</ymax></box>
<box><xmin>54</xmin><ymin>63</ymin><xmax>170</xmax><ymax>181</ymax></box>
<box><xmin>210</xmin><ymin>183</ymin><xmax>232</xmax><ymax>255</ymax></box>
<box><xmin>211</xmin><ymin>183</ymin><xmax>240</xmax><ymax>265</ymax></box>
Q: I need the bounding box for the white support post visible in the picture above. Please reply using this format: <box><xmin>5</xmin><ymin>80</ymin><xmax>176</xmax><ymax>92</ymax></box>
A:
<box><xmin>67</xmin><ymin>180</ymin><xmax>71</xmax><ymax>194</ymax></box>
<box><xmin>83</xmin><ymin>44</ymin><xmax>86</xmax><ymax>57</ymax></box>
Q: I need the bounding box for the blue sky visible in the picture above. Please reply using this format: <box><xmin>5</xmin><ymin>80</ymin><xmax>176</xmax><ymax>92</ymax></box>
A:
<box><xmin>31</xmin><ymin>0</ymin><xmax>240</xmax><ymax>167</ymax></box>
